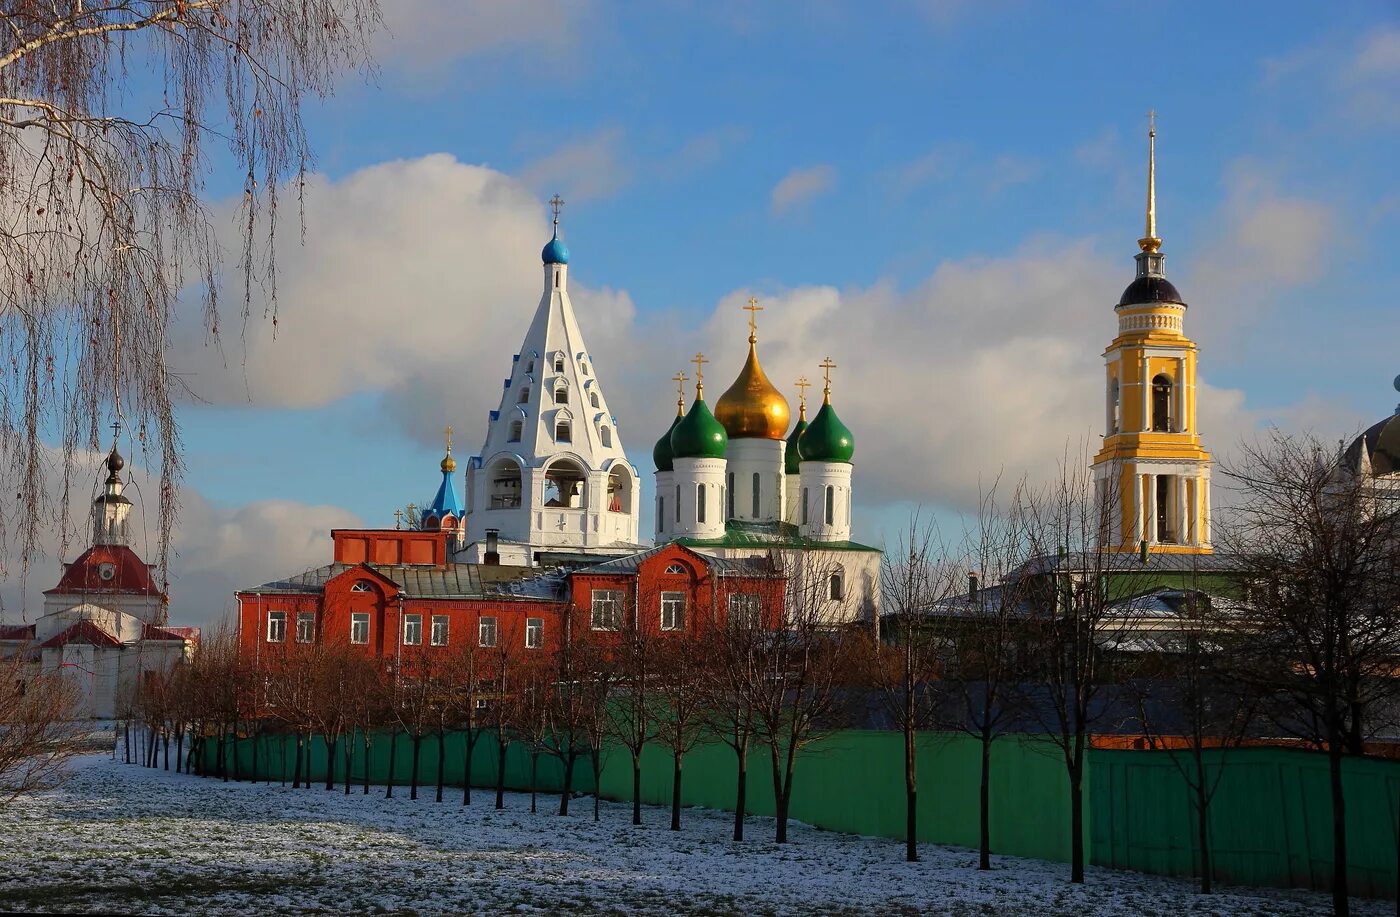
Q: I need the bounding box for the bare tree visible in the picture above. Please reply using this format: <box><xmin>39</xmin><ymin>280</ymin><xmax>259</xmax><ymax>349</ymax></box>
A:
<box><xmin>0</xmin><ymin>1</ymin><xmax>381</xmax><ymax>579</ymax></box>
<box><xmin>0</xmin><ymin>649</ymin><xmax>82</xmax><ymax>804</ymax></box>
<box><xmin>605</xmin><ymin>584</ymin><xmax>657</xmax><ymax>826</ymax></box>
<box><xmin>446</xmin><ymin>633</ymin><xmax>488</xmax><ymax>806</ymax></box>
<box><xmin>653</xmin><ymin>630</ymin><xmax>708</xmax><ymax>831</ymax></box>
<box><xmin>1221</xmin><ymin>432</ymin><xmax>1400</xmax><ymax>916</ymax></box>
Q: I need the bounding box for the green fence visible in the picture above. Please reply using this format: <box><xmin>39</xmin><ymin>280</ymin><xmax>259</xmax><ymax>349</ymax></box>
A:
<box><xmin>197</xmin><ymin>729</ymin><xmax>1399</xmax><ymax>899</ymax></box>
<box><xmin>1091</xmin><ymin>746</ymin><xmax>1400</xmax><ymax>899</ymax></box>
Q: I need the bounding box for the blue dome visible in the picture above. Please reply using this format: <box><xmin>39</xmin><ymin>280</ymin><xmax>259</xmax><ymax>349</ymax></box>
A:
<box><xmin>542</xmin><ymin>235</ymin><xmax>570</xmax><ymax>265</ymax></box>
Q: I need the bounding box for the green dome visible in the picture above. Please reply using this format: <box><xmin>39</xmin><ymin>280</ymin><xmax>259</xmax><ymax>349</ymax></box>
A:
<box><xmin>799</xmin><ymin>400</ymin><xmax>854</xmax><ymax>464</ymax></box>
<box><xmin>654</xmin><ymin>412</ymin><xmax>682</xmax><ymax>472</ymax></box>
<box><xmin>671</xmin><ymin>395</ymin><xmax>728</xmax><ymax>460</ymax></box>
<box><xmin>785</xmin><ymin>415</ymin><xmax>808</xmax><ymax>474</ymax></box>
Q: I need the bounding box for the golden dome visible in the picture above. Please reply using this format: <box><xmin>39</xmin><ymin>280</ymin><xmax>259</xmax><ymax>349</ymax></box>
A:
<box><xmin>440</xmin><ymin>453</ymin><xmax>457</xmax><ymax>473</ymax></box>
<box><xmin>715</xmin><ymin>340</ymin><xmax>791</xmax><ymax>440</ymax></box>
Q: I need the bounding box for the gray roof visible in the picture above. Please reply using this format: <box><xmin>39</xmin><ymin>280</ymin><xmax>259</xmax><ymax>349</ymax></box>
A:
<box><xmin>585</xmin><ymin>544</ymin><xmax>778</xmax><ymax>577</ymax></box>
<box><xmin>1013</xmin><ymin>550</ymin><xmax>1246</xmax><ymax>577</ymax></box>
<box><xmin>243</xmin><ymin>562</ymin><xmax>551</xmax><ymax>600</ymax></box>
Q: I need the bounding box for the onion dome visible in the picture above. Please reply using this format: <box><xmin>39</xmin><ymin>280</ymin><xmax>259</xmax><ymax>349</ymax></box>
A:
<box><xmin>441</xmin><ymin>452</ymin><xmax>457</xmax><ymax>474</ymax></box>
<box><xmin>800</xmin><ymin>400</ymin><xmax>854</xmax><ymax>464</ymax></box>
<box><xmin>1343</xmin><ymin>376</ymin><xmax>1400</xmax><ymax>477</ymax></box>
<box><xmin>542</xmin><ymin>234</ymin><xmax>570</xmax><ymax>265</ymax></box>
<box><xmin>654</xmin><ymin>411</ymin><xmax>683</xmax><ymax>472</ymax></box>
<box><xmin>105</xmin><ymin>446</ymin><xmax>125</xmax><ymax>481</ymax></box>
<box><xmin>715</xmin><ymin>338</ymin><xmax>790</xmax><ymax>440</ymax></box>
<box><xmin>671</xmin><ymin>389</ymin><xmax>728</xmax><ymax>460</ymax></box>
<box><xmin>1119</xmin><ymin>275</ymin><xmax>1184</xmax><ymax>307</ymax></box>
<box><xmin>785</xmin><ymin>400</ymin><xmax>808</xmax><ymax>474</ymax></box>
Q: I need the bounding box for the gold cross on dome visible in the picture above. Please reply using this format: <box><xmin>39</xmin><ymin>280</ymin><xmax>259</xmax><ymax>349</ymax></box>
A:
<box><xmin>691</xmin><ymin>353</ymin><xmax>708</xmax><ymax>388</ymax></box>
<box><xmin>743</xmin><ymin>296</ymin><xmax>763</xmax><ymax>342</ymax></box>
<box><xmin>443</xmin><ymin>425</ymin><xmax>453</xmax><ymax>453</ymax></box>
<box><xmin>394</xmin><ymin>509</ymin><xmax>404</xmax><ymax>530</ymax></box>
<box><xmin>671</xmin><ymin>371</ymin><xmax>689</xmax><ymax>401</ymax></box>
<box><xmin>819</xmin><ymin>357</ymin><xmax>837</xmax><ymax>399</ymax></box>
<box><xmin>795</xmin><ymin>375</ymin><xmax>811</xmax><ymax>407</ymax></box>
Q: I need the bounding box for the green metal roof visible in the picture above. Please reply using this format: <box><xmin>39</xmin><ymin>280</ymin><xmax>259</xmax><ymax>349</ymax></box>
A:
<box><xmin>674</xmin><ymin>519</ymin><xmax>881</xmax><ymax>553</ymax></box>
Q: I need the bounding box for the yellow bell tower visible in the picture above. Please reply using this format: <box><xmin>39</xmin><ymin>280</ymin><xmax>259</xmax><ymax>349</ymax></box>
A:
<box><xmin>1092</xmin><ymin>115</ymin><xmax>1212</xmax><ymax>555</ymax></box>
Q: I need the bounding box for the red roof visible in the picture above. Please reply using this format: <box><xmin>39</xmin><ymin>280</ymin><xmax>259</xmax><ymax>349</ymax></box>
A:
<box><xmin>39</xmin><ymin>620</ymin><xmax>123</xmax><ymax>649</ymax></box>
<box><xmin>0</xmin><ymin>623</ymin><xmax>36</xmax><ymax>641</ymax></box>
<box><xmin>141</xmin><ymin>623</ymin><xmax>199</xmax><ymax>643</ymax></box>
<box><xmin>45</xmin><ymin>545</ymin><xmax>162</xmax><ymax>597</ymax></box>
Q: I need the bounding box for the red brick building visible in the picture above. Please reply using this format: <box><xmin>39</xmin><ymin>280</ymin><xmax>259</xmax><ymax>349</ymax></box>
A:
<box><xmin>235</xmin><ymin>529</ymin><xmax>783</xmax><ymax>665</ymax></box>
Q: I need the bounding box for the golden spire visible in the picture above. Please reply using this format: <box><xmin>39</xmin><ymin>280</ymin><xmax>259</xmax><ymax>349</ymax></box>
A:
<box><xmin>440</xmin><ymin>425</ymin><xmax>456</xmax><ymax>473</ymax></box>
<box><xmin>819</xmin><ymin>357</ymin><xmax>837</xmax><ymax>404</ymax></box>
<box><xmin>671</xmin><ymin>371</ymin><xmax>689</xmax><ymax>416</ymax></box>
<box><xmin>715</xmin><ymin>298</ymin><xmax>791</xmax><ymax>439</ymax></box>
<box><xmin>1139</xmin><ymin>110</ymin><xmax>1161</xmax><ymax>254</ymax></box>
<box><xmin>691</xmin><ymin>352</ymin><xmax>708</xmax><ymax>397</ymax></box>
<box><xmin>795</xmin><ymin>376</ymin><xmax>810</xmax><ymax>421</ymax></box>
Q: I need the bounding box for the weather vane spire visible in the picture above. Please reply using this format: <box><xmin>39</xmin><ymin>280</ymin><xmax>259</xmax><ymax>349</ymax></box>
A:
<box><xmin>1139</xmin><ymin>110</ymin><xmax>1161</xmax><ymax>253</ymax></box>
<box><xmin>743</xmin><ymin>296</ymin><xmax>763</xmax><ymax>344</ymax></box>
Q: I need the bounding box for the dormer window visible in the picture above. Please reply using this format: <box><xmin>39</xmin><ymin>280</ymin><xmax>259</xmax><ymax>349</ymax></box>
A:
<box><xmin>600</xmin><ymin>426</ymin><xmax>612</xmax><ymax>448</ymax></box>
<box><xmin>555</xmin><ymin>421</ymin><xmax>572</xmax><ymax>443</ymax></box>
<box><xmin>554</xmin><ymin>355</ymin><xmax>565</xmax><ymax>373</ymax></box>
<box><xmin>555</xmin><ymin>386</ymin><xmax>569</xmax><ymax>405</ymax></box>
<box><xmin>518</xmin><ymin>386</ymin><xmax>530</xmax><ymax>405</ymax></box>
<box><xmin>508</xmin><ymin>420</ymin><xmax>523</xmax><ymax>442</ymax></box>
<box><xmin>590</xmin><ymin>391</ymin><xmax>600</xmax><ymax>409</ymax></box>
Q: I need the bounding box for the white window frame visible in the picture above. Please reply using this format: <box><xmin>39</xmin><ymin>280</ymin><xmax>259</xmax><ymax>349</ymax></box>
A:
<box><xmin>350</xmin><ymin>612</ymin><xmax>370</xmax><ymax>645</ymax></box>
<box><xmin>479</xmin><ymin>616</ymin><xmax>498</xmax><ymax>648</ymax></box>
<box><xmin>660</xmin><ymin>591</ymin><xmax>686</xmax><ymax>631</ymax></box>
<box><xmin>430</xmin><ymin>615</ymin><xmax>449</xmax><ymax>646</ymax></box>
<box><xmin>403</xmin><ymin>613</ymin><xmax>423</xmax><ymax>646</ymax></box>
<box><xmin>591</xmin><ymin>589</ymin><xmax>624</xmax><ymax>631</ymax></box>
<box><xmin>266</xmin><ymin>610</ymin><xmax>286</xmax><ymax>643</ymax></box>
<box><xmin>526</xmin><ymin>617</ymin><xmax>543</xmax><ymax>649</ymax></box>
<box><xmin>295</xmin><ymin>611</ymin><xmax>314</xmax><ymax>644</ymax></box>
<box><xmin>351</xmin><ymin>580</ymin><xmax>373</xmax><ymax>594</ymax></box>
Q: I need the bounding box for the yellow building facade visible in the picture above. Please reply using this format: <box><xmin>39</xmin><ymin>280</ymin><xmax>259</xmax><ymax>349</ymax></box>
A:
<box><xmin>1091</xmin><ymin>122</ymin><xmax>1212</xmax><ymax>555</ymax></box>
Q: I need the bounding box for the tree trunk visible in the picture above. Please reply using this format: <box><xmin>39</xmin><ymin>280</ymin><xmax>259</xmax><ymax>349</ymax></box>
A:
<box><xmin>979</xmin><ymin>732</ymin><xmax>992</xmax><ymax>870</ymax></box>
<box><xmin>124</xmin><ymin>723</ymin><xmax>132</xmax><ymax>764</ymax></box>
<box><xmin>591</xmin><ymin>748</ymin><xmax>602</xmax><ymax>822</ymax></box>
<box><xmin>292</xmin><ymin>733</ymin><xmax>304</xmax><ymax>789</ymax></box>
<box><xmin>463</xmin><ymin>733</ymin><xmax>475</xmax><ymax>806</ymax></box>
<box><xmin>671</xmin><ymin>752</ymin><xmax>683</xmax><ymax>831</ymax></box>
<box><xmin>1069</xmin><ymin>759</ymin><xmax>1085</xmax><ymax>884</ymax></box>
<box><xmin>495</xmin><ymin>735</ymin><xmax>507</xmax><ymax>810</ymax></box>
<box><xmin>436</xmin><ymin>732</ymin><xmax>446</xmax><ymax>803</ymax></box>
<box><xmin>631</xmin><ymin>751</ymin><xmax>643</xmax><ymax>826</ymax></box>
<box><xmin>410</xmin><ymin>734</ymin><xmax>422</xmax><ymax>800</ymax></box>
<box><xmin>1329</xmin><ymin>741</ymin><xmax>1350</xmax><ymax>917</ymax></box>
<box><xmin>344</xmin><ymin>733</ymin><xmax>354</xmax><ymax>795</ymax></box>
<box><xmin>250</xmin><ymin>733</ymin><xmax>259</xmax><ymax>783</ymax></box>
<box><xmin>325</xmin><ymin>736</ymin><xmax>337</xmax><ymax>791</ymax></box>
<box><xmin>362</xmin><ymin>731</ymin><xmax>372</xmax><ymax>795</ymax></box>
<box><xmin>530</xmin><ymin>750</ymin><xmax>539</xmax><ymax>814</ymax></box>
<box><xmin>1194</xmin><ymin>751</ymin><xmax>1212</xmax><ymax>894</ymax></box>
<box><xmin>163</xmin><ymin>732</ymin><xmax>171</xmax><ymax>771</ymax></box>
<box><xmin>733</xmin><ymin>741</ymin><xmax>748</xmax><ymax>842</ymax></box>
<box><xmin>905</xmin><ymin>722</ymin><xmax>918</xmax><ymax>862</ymax></box>
<box><xmin>559</xmin><ymin>751</ymin><xmax>576</xmax><ymax>816</ymax></box>
<box><xmin>385</xmin><ymin>731</ymin><xmax>397</xmax><ymax>799</ymax></box>
<box><xmin>772</xmin><ymin>746</ymin><xmax>788</xmax><ymax>844</ymax></box>
<box><xmin>175</xmin><ymin>731</ymin><xmax>184</xmax><ymax>774</ymax></box>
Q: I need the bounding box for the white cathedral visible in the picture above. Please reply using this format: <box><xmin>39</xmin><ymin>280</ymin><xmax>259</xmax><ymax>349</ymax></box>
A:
<box><xmin>417</xmin><ymin>198</ymin><xmax>879</xmax><ymax>621</ymax></box>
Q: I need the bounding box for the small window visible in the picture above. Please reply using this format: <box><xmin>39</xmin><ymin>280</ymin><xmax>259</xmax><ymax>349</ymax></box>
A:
<box><xmin>661</xmin><ymin>592</ymin><xmax>686</xmax><ymax>631</ymax></box>
<box><xmin>518</xmin><ymin>386</ymin><xmax>530</xmax><ymax>405</ymax></box>
<box><xmin>728</xmin><ymin>593</ymin><xmax>760</xmax><ymax>628</ymax></box>
<box><xmin>554</xmin><ymin>356</ymin><xmax>565</xmax><ymax>373</ymax></box>
<box><xmin>295</xmin><ymin>612</ymin><xmax>314</xmax><ymax>644</ymax></box>
<box><xmin>825</xmin><ymin>486</ymin><xmax>835</xmax><ymax>526</ymax></box>
<box><xmin>555</xmin><ymin>421</ymin><xmax>572</xmax><ymax>443</ymax></box>
<box><xmin>555</xmin><ymin>386</ymin><xmax>569</xmax><ymax>405</ymax></box>
<box><xmin>600</xmin><ymin>426</ymin><xmax>612</xmax><ymax>448</ymax></box>
<box><xmin>350</xmin><ymin>613</ymin><xmax>370</xmax><ymax>644</ymax></box>
<box><xmin>508</xmin><ymin>420</ymin><xmax>523</xmax><ymax>442</ymax></box>
<box><xmin>403</xmin><ymin>614</ymin><xmax>422</xmax><ymax>646</ymax></box>
<box><xmin>351</xmin><ymin>580</ymin><xmax>374</xmax><ymax>594</ymax></box>
<box><xmin>727</xmin><ymin>472</ymin><xmax>735</xmax><ymax>518</ymax></box>
<box><xmin>1152</xmin><ymin>374</ymin><xmax>1173</xmax><ymax>433</ymax></box>
<box><xmin>580</xmin><ymin>361</ymin><xmax>589</xmax><ymax>376</ymax></box>
<box><xmin>802</xmin><ymin>487</ymin><xmax>809</xmax><ymax>525</ymax></box>
<box><xmin>752</xmin><ymin>472</ymin><xmax>761</xmax><ymax>518</ymax></box>
<box><xmin>479</xmin><ymin>616</ymin><xmax>498</xmax><ymax>648</ymax></box>
<box><xmin>526</xmin><ymin>617</ymin><xmax>543</xmax><ymax>649</ymax></box>
<box><xmin>674</xmin><ymin>485</ymin><xmax>681</xmax><ymax>523</ymax></box>
<box><xmin>697</xmin><ymin>484</ymin><xmax>707</xmax><ymax>524</ymax></box>
<box><xmin>590</xmin><ymin>391</ymin><xmax>600</xmax><ymax>408</ymax></box>
<box><xmin>591</xmin><ymin>589</ymin><xmax>624</xmax><ymax>631</ymax></box>
<box><xmin>266</xmin><ymin>610</ymin><xmax>286</xmax><ymax>643</ymax></box>
<box><xmin>658</xmin><ymin>496</ymin><xmax>666</xmax><ymax>531</ymax></box>
<box><xmin>525</xmin><ymin>359</ymin><xmax>535</xmax><ymax>373</ymax></box>
<box><xmin>829</xmin><ymin>570</ymin><xmax>844</xmax><ymax>601</ymax></box>
<box><xmin>664</xmin><ymin>563</ymin><xmax>686</xmax><ymax>575</ymax></box>
<box><xmin>430</xmin><ymin>615</ymin><xmax>449</xmax><ymax>646</ymax></box>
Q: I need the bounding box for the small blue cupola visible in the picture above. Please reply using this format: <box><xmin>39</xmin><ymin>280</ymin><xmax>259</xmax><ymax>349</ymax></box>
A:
<box><xmin>422</xmin><ymin>427</ymin><xmax>464</xmax><ymax>529</ymax></box>
<box><xmin>542</xmin><ymin>192</ymin><xmax>570</xmax><ymax>264</ymax></box>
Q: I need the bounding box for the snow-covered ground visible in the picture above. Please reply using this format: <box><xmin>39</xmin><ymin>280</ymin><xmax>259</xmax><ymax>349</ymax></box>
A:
<box><xmin>0</xmin><ymin>754</ymin><xmax>1382</xmax><ymax>915</ymax></box>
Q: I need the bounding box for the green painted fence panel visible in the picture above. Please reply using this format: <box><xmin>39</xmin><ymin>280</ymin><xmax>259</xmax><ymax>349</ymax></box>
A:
<box><xmin>1089</xmin><ymin>746</ymin><xmax>1400</xmax><ymax>899</ymax></box>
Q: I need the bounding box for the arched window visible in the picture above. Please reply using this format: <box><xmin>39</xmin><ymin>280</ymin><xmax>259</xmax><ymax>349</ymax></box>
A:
<box><xmin>697</xmin><ymin>483</ymin><xmax>707</xmax><ymax>524</ymax></box>
<box><xmin>518</xmin><ymin>386</ymin><xmax>530</xmax><ymax>405</ymax></box>
<box><xmin>555</xmin><ymin>421</ymin><xmax>572</xmax><ymax>443</ymax></box>
<box><xmin>664</xmin><ymin>563</ymin><xmax>686</xmax><ymax>575</ymax></box>
<box><xmin>590</xmin><ymin>391</ymin><xmax>600</xmax><ymax>408</ymax></box>
<box><xmin>657</xmin><ymin>496</ymin><xmax>665</xmax><ymax>532</ymax></box>
<box><xmin>752</xmin><ymin>472</ymin><xmax>761</xmax><ymax>518</ymax></box>
<box><xmin>600</xmin><ymin>426</ymin><xmax>612</xmax><ymax>448</ymax></box>
<box><xmin>824</xmin><ymin>486</ymin><xmax>835</xmax><ymax>525</ymax></box>
<box><xmin>801</xmin><ymin>487</ymin><xmax>809</xmax><ymax>525</ymax></box>
<box><xmin>829</xmin><ymin>569</ymin><xmax>845</xmax><ymax>601</ymax></box>
<box><xmin>487</xmin><ymin>458</ymin><xmax>523</xmax><ymax>509</ymax></box>
<box><xmin>607</xmin><ymin>466</ymin><xmax>632</xmax><ymax>514</ymax></box>
<box><xmin>1152</xmin><ymin>374</ymin><xmax>1173</xmax><ymax>432</ymax></box>
<box><xmin>727</xmin><ymin>472</ymin><xmax>735</xmax><ymax>517</ymax></box>
<box><xmin>508</xmin><ymin>420</ymin><xmax>523</xmax><ymax>442</ymax></box>
<box><xmin>675</xmin><ymin>484</ymin><xmax>681</xmax><ymax>523</ymax></box>
<box><xmin>544</xmin><ymin>458</ymin><xmax>586</xmax><ymax>508</ymax></box>
<box><xmin>525</xmin><ymin>359</ymin><xmax>534</xmax><ymax>373</ymax></box>
<box><xmin>555</xmin><ymin>386</ymin><xmax>569</xmax><ymax>405</ymax></box>
<box><xmin>351</xmin><ymin>580</ymin><xmax>374</xmax><ymax>593</ymax></box>
<box><xmin>554</xmin><ymin>355</ymin><xmax>565</xmax><ymax>373</ymax></box>
<box><xmin>1109</xmin><ymin>378</ymin><xmax>1121</xmax><ymax>434</ymax></box>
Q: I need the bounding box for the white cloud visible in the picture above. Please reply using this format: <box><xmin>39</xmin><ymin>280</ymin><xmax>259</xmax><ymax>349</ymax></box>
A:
<box><xmin>374</xmin><ymin>0</ymin><xmax>593</xmax><ymax>74</ymax></box>
<box><xmin>519</xmin><ymin>128</ymin><xmax>630</xmax><ymax>202</ymax></box>
<box><xmin>770</xmin><ymin>165</ymin><xmax>838</xmax><ymax>215</ymax></box>
<box><xmin>1263</xmin><ymin>26</ymin><xmax>1400</xmax><ymax>127</ymax></box>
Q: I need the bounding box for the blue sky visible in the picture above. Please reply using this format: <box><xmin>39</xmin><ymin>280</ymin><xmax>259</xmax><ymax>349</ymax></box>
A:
<box><xmin>17</xmin><ymin>1</ymin><xmax>1400</xmax><ymax>626</ymax></box>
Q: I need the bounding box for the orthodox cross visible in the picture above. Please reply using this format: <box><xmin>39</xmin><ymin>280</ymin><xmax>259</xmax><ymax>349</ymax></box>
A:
<box><xmin>671</xmin><ymin>371</ymin><xmax>689</xmax><ymax>410</ymax></box>
<box><xmin>109</xmin><ymin>419</ymin><xmax>121</xmax><ymax>443</ymax></box>
<box><xmin>691</xmin><ymin>353</ymin><xmax>708</xmax><ymax>392</ymax></box>
<box><xmin>549</xmin><ymin>194</ymin><xmax>565</xmax><ymax>229</ymax></box>
<box><xmin>444</xmin><ymin>424</ymin><xmax>453</xmax><ymax>453</ymax></box>
<box><xmin>743</xmin><ymin>296</ymin><xmax>763</xmax><ymax>342</ymax></box>
<box><xmin>819</xmin><ymin>357</ymin><xmax>837</xmax><ymax>400</ymax></box>
<box><xmin>393</xmin><ymin>509</ymin><xmax>404</xmax><ymax>531</ymax></box>
<box><xmin>795</xmin><ymin>375</ymin><xmax>811</xmax><ymax>412</ymax></box>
